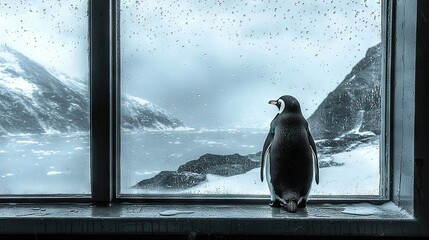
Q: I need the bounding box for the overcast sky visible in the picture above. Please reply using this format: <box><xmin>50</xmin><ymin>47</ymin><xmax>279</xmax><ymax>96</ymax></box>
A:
<box><xmin>1</xmin><ymin>0</ymin><xmax>381</xmax><ymax>129</ymax></box>
<box><xmin>0</xmin><ymin>1</ymin><xmax>88</xmax><ymax>77</ymax></box>
<box><xmin>120</xmin><ymin>0</ymin><xmax>381</xmax><ymax>128</ymax></box>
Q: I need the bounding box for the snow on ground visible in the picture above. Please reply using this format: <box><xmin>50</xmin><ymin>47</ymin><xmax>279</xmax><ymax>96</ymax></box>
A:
<box><xmin>183</xmin><ymin>142</ymin><xmax>380</xmax><ymax>196</ymax></box>
<box><xmin>312</xmin><ymin>143</ymin><xmax>379</xmax><ymax>195</ymax></box>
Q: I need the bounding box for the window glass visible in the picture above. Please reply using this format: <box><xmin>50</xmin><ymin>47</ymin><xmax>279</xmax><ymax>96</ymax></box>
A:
<box><xmin>120</xmin><ymin>0</ymin><xmax>382</xmax><ymax>196</ymax></box>
<box><xmin>0</xmin><ymin>1</ymin><xmax>90</xmax><ymax>194</ymax></box>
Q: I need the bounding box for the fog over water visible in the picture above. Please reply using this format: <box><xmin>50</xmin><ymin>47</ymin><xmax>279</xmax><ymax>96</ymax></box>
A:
<box><xmin>0</xmin><ymin>1</ymin><xmax>88</xmax><ymax>78</ymax></box>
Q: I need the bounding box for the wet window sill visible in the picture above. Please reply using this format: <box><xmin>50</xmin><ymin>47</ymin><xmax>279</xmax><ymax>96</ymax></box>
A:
<box><xmin>0</xmin><ymin>201</ymin><xmax>424</xmax><ymax>237</ymax></box>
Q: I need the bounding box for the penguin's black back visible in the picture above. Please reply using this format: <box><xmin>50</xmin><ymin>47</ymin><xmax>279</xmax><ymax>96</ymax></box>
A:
<box><xmin>270</xmin><ymin>112</ymin><xmax>314</xmax><ymax>200</ymax></box>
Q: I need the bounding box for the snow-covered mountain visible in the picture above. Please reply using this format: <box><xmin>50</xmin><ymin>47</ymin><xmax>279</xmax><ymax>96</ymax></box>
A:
<box><xmin>308</xmin><ymin>43</ymin><xmax>382</xmax><ymax>140</ymax></box>
<box><xmin>0</xmin><ymin>45</ymin><xmax>184</xmax><ymax>135</ymax></box>
<box><xmin>121</xmin><ymin>95</ymin><xmax>183</xmax><ymax>131</ymax></box>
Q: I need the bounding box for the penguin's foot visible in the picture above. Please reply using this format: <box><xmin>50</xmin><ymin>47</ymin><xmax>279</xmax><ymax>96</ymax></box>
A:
<box><xmin>297</xmin><ymin>199</ymin><xmax>307</xmax><ymax>208</ymax></box>
<box><xmin>269</xmin><ymin>200</ymin><xmax>282</xmax><ymax>208</ymax></box>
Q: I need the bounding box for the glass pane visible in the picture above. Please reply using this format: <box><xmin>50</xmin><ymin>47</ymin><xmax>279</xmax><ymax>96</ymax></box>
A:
<box><xmin>120</xmin><ymin>0</ymin><xmax>382</xmax><ymax>196</ymax></box>
<box><xmin>0</xmin><ymin>1</ymin><xmax>90</xmax><ymax>194</ymax></box>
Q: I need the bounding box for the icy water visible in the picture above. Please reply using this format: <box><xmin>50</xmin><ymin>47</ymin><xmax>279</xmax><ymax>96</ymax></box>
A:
<box><xmin>120</xmin><ymin>129</ymin><xmax>267</xmax><ymax>193</ymax></box>
<box><xmin>121</xmin><ymin>129</ymin><xmax>380</xmax><ymax>196</ymax></box>
<box><xmin>0</xmin><ymin>129</ymin><xmax>380</xmax><ymax>195</ymax></box>
<box><xmin>0</xmin><ymin>129</ymin><xmax>267</xmax><ymax>195</ymax></box>
<box><xmin>0</xmin><ymin>133</ymin><xmax>90</xmax><ymax>194</ymax></box>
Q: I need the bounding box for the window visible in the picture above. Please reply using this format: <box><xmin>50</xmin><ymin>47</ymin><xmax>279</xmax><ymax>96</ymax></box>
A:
<box><xmin>119</xmin><ymin>0</ymin><xmax>384</xmax><ymax>197</ymax></box>
<box><xmin>0</xmin><ymin>0</ymin><xmax>428</xmax><ymax>237</ymax></box>
<box><xmin>0</xmin><ymin>0</ymin><xmax>90</xmax><ymax>195</ymax></box>
<box><xmin>0</xmin><ymin>0</ymin><xmax>385</xmax><ymax>199</ymax></box>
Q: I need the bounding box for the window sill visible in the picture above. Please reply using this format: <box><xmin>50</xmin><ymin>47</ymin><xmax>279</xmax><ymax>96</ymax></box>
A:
<box><xmin>0</xmin><ymin>202</ymin><xmax>424</xmax><ymax>237</ymax></box>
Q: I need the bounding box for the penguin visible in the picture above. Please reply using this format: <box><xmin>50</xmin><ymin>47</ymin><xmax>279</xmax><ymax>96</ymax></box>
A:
<box><xmin>260</xmin><ymin>95</ymin><xmax>319</xmax><ymax>213</ymax></box>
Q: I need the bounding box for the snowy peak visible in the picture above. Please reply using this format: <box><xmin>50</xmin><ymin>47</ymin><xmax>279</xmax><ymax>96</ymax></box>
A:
<box><xmin>47</xmin><ymin>67</ymin><xmax>88</xmax><ymax>95</ymax></box>
<box><xmin>0</xmin><ymin>45</ymin><xmax>184</xmax><ymax>135</ymax></box>
<box><xmin>0</xmin><ymin>46</ymin><xmax>36</xmax><ymax>97</ymax></box>
<box><xmin>0</xmin><ymin>45</ymin><xmax>89</xmax><ymax>135</ymax></box>
<box><xmin>308</xmin><ymin>43</ymin><xmax>382</xmax><ymax>140</ymax></box>
<box><xmin>122</xmin><ymin>95</ymin><xmax>184</xmax><ymax>131</ymax></box>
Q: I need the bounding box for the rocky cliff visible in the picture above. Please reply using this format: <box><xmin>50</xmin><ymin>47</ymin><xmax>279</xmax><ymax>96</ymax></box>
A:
<box><xmin>308</xmin><ymin>43</ymin><xmax>382</xmax><ymax>140</ymax></box>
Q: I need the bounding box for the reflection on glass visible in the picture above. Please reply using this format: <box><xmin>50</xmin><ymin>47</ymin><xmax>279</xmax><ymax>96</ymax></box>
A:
<box><xmin>0</xmin><ymin>1</ymin><xmax>89</xmax><ymax>194</ymax></box>
<box><xmin>120</xmin><ymin>0</ymin><xmax>382</xmax><ymax>196</ymax></box>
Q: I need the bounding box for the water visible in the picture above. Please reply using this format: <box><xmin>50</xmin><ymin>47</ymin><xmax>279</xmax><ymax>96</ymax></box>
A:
<box><xmin>0</xmin><ymin>129</ymin><xmax>268</xmax><ymax>195</ymax></box>
<box><xmin>0</xmin><ymin>129</ymin><xmax>380</xmax><ymax>196</ymax></box>
<box><xmin>0</xmin><ymin>133</ymin><xmax>90</xmax><ymax>194</ymax></box>
<box><xmin>120</xmin><ymin>129</ymin><xmax>267</xmax><ymax>193</ymax></box>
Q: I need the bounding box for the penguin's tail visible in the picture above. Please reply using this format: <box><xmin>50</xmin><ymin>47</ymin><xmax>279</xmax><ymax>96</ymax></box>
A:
<box><xmin>283</xmin><ymin>192</ymin><xmax>299</xmax><ymax>213</ymax></box>
<box><xmin>285</xmin><ymin>199</ymin><xmax>298</xmax><ymax>213</ymax></box>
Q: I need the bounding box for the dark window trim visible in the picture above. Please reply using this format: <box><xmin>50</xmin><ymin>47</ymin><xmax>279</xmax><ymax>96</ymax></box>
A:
<box><xmin>0</xmin><ymin>0</ymin><xmax>428</xmax><ymax>237</ymax></box>
<box><xmin>380</xmin><ymin>0</ymin><xmax>393</xmax><ymax>200</ymax></box>
<box><xmin>90</xmin><ymin>0</ymin><xmax>114</xmax><ymax>204</ymax></box>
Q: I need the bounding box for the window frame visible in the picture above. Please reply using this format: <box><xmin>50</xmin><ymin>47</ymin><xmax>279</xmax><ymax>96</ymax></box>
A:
<box><xmin>0</xmin><ymin>0</ymin><xmax>428</xmax><ymax>237</ymax></box>
<box><xmin>112</xmin><ymin>0</ymin><xmax>391</xmax><ymax>202</ymax></box>
<box><xmin>93</xmin><ymin>1</ymin><xmax>429</xmax><ymax>233</ymax></box>
<box><xmin>0</xmin><ymin>0</ymin><xmax>399</xmax><ymax>204</ymax></box>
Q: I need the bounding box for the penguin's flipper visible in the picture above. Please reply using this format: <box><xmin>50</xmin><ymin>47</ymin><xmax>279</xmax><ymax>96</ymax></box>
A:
<box><xmin>261</xmin><ymin>131</ymin><xmax>274</xmax><ymax>182</ymax></box>
<box><xmin>312</xmin><ymin>149</ymin><xmax>319</xmax><ymax>184</ymax></box>
<box><xmin>262</xmin><ymin>143</ymin><xmax>272</xmax><ymax>182</ymax></box>
<box><xmin>307</xmin><ymin>130</ymin><xmax>319</xmax><ymax>184</ymax></box>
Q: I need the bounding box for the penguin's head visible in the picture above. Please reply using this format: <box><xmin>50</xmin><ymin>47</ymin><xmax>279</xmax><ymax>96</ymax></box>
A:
<box><xmin>268</xmin><ymin>95</ymin><xmax>301</xmax><ymax>114</ymax></box>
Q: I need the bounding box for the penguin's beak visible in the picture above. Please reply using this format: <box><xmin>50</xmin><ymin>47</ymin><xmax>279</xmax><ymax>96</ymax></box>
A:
<box><xmin>268</xmin><ymin>100</ymin><xmax>278</xmax><ymax>105</ymax></box>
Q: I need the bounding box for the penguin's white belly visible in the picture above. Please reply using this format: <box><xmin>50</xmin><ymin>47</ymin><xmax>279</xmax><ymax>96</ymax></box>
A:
<box><xmin>265</xmin><ymin>145</ymin><xmax>283</xmax><ymax>203</ymax></box>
